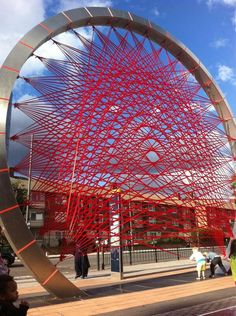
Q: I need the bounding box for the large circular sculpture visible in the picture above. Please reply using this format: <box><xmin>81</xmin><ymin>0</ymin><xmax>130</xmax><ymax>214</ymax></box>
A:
<box><xmin>0</xmin><ymin>7</ymin><xmax>236</xmax><ymax>298</ymax></box>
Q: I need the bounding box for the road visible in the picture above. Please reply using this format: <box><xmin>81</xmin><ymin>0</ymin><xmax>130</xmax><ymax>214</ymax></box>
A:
<box><xmin>9</xmin><ymin>257</ymin><xmax>76</xmax><ymax>288</ymax></box>
<box><xmin>9</xmin><ymin>255</ymin><xmax>108</xmax><ymax>287</ymax></box>
<box><xmin>10</xmin><ymin>257</ymin><xmax>78</xmax><ymax>277</ymax></box>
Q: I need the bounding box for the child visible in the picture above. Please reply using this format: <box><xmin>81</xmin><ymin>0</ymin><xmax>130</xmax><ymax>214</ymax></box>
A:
<box><xmin>189</xmin><ymin>247</ymin><xmax>206</xmax><ymax>280</ymax></box>
<box><xmin>0</xmin><ymin>274</ymin><xmax>29</xmax><ymax>315</ymax></box>
<box><xmin>0</xmin><ymin>254</ymin><xmax>9</xmax><ymax>276</ymax></box>
<box><xmin>229</xmin><ymin>239</ymin><xmax>236</xmax><ymax>285</ymax></box>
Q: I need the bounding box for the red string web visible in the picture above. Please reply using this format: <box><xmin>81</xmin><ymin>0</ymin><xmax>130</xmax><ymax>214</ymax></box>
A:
<box><xmin>11</xmin><ymin>26</ymin><xmax>235</xmax><ymax>258</ymax></box>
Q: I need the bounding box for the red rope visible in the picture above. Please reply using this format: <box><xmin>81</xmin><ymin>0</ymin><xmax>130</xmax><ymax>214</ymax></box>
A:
<box><xmin>12</xmin><ymin>26</ymin><xmax>235</xmax><ymax>257</ymax></box>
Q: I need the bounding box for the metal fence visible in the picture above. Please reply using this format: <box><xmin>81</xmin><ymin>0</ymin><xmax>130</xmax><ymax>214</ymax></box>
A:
<box><xmin>89</xmin><ymin>245</ymin><xmax>225</xmax><ymax>270</ymax></box>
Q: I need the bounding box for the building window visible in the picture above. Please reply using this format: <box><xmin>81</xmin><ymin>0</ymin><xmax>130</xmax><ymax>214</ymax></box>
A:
<box><xmin>31</xmin><ymin>212</ymin><xmax>36</xmax><ymax>220</ymax></box>
<box><xmin>30</xmin><ymin>212</ymin><xmax>43</xmax><ymax>221</ymax></box>
<box><xmin>36</xmin><ymin>213</ymin><xmax>43</xmax><ymax>220</ymax></box>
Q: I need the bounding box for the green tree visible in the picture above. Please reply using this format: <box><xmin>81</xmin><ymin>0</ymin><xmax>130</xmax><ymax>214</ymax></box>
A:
<box><xmin>11</xmin><ymin>180</ymin><xmax>27</xmax><ymax>216</ymax></box>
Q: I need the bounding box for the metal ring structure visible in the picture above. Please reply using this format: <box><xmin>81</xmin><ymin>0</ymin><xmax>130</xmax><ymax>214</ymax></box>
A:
<box><xmin>0</xmin><ymin>7</ymin><xmax>235</xmax><ymax>298</ymax></box>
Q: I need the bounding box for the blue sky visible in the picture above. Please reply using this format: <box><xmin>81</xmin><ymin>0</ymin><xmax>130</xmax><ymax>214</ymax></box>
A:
<box><xmin>113</xmin><ymin>0</ymin><xmax>236</xmax><ymax>110</ymax></box>
<box><xmin>0</xmin><ymin>0</ymin><xmax>235</xmax><ymax>113</ymax></box>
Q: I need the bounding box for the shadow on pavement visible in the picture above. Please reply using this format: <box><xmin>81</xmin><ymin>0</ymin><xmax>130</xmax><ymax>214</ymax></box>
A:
<box><xmin>22</xmin><ymin>270</ymin><xmax>197</xmax><ymax>308</ymax></box>
<box><xmin>97</xmin><ymin>289</ymin><xmax>236</xmax><ymax>316</ymax></box>
<box><xmin>21</xmin><ymin>269</ymin><xmax>234</xmax><ymax>316</ymax></box>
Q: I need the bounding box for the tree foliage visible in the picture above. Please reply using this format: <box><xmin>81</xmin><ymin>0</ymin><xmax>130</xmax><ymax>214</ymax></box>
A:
<box><xmin>11</xmin><ymin>180</ymin><xmax>27</xmax><ymax>215</ymax></box>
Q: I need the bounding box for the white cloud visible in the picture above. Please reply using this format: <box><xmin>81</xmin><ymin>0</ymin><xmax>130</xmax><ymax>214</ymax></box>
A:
<box><xmin>210</xmin><ymin>38</ymin><xmax>228</xmax><ymax>48</ymax></box>
<box><xmin>222</xmin><ymin>0</ymin><xmax>236</xmax><ymax>5</ymax></box>
<box><xmin>20</xmin><ymin>56</ymin><xmax>46</xmax><ymax>77</ymax></box>
<box><xmin>205</xmin><ymin>0</ymin><xmax>236</xmax><ymax>31</ymax></box>
<box><xmin>0</xmin><ymin>0</ymin><xmax>114</xmax><ymax>71</ymax></box>
<box><xmin>218</xmin><ymin>64</ymin><xmax>233</xmax><ymax>81</ymax></box>
<box><xmin>10</xmin><ymin>108</ymin><xmax>34</xmax><ymax>135</ymax></box>
<box><xmin>206</xmin><ymin>0</ymin><xmax>236</xmax><ymax>7</ymax></box>
<box><xmin>19</xmin><ymin>27</ymin><xmax>94</xmax><ymax>76</ymax></box>
<box><xmin>2</xmin><ymin>0</ymin><xmax>114</xmax><ymax>165</ymax></box>
<box><xmin>58</xmin><ymin>0</ymin><xmax>112</xmax><ymax>12</ymax></box>
<box><xmin>0</xmin><ymin>0</ymin><xmax>115</xmax><ymax>78</ymax></box>
<box><xmin>232</xmin><ymin>10</ymin><xmax>236</xmax><ymax>30</ymax></box>
<box><xmin>18</xmin><ymin>93</ymin><xmax>36</xmax><ymax>102</ymax></box>
<box><xmin>0</xmin><ymin>0</ymin><xmax>45</xmax><ymax>65</ymax></box>
<box><xmin>217</xmin><ymin>64</ymin><xmax>236</xmax><ymax>85</ymax></box>
<box><xmin>154</xmin><ymin>7</ymin><xmax>160</xmax><ymax>16</ymax></box>
<box><xmin>19</xmin><ymin>33</ymin><xmax>74</xmax><ymax>77</ymax></box>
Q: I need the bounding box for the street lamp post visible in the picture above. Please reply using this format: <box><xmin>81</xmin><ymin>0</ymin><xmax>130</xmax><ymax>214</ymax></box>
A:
<box><xmin>25</xmin><ymin>134</ymin><xmax>34</xmax><ymax>225</ymax></box>
<box><xmin>109</xmin><ymin>185</ymin><xmax>123</xmax><ymax>280</ymax></box>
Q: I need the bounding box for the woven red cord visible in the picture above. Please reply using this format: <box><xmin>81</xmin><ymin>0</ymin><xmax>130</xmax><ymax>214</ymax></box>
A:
<box><xmin>12</xmin><ymin>26</ymin><xmax>235</xmax><ymax>257</ymax></box>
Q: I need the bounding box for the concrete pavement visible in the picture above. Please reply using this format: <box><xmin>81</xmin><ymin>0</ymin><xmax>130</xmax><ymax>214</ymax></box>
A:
<box><xmin>16</xmin><ymin>260</ymin><xmax>236</xmax><ymax>315</ymax></box>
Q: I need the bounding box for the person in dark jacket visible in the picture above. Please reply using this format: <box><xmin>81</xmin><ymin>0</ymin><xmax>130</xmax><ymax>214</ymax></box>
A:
<box><xmin>204</xmin><ymin>251</ymin><xmax>228</xmax><ymax>278</ymax></box>
<box><xmin>0</xmin><ymin>274</ymin><xmax>29</xmax><ymax>315</ymax></box>
<box><xmin>74</xmin><ymin>234</ymin><xmax>91</xmax><ymax>279</ymax></box>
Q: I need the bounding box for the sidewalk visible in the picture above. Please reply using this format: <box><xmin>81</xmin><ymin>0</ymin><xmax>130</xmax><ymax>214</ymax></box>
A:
<box><xmin>18</xmin><ymin>260</ymin><xmax>235</xmax><ymax>316</ymax></box>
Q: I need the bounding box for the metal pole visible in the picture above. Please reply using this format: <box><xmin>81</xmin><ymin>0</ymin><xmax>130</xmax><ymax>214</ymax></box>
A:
<box><xmin>102</xmin><ymin>246</ymin><xmax>105</xmax><ymax>270</ymax></box>
<box><xmin>118</xmin><ymin>190</ymin><xmax>123</xmax><ymax>277</ymax></box>
<box><xmin>155</xmin><ymin>243</ymin><xmax>158</xmax><ymax>262</ymax></box>
<box><xmin>129</xmin><ymin>241</ymin><xmax>132</xmax><ymax>265</ymax></box>
<box><xmin>97</xmin><ymin>245</ymin><xmax>100</xmax><ymax>271</ymax></box>
<box><xmin>110</xmin><ymin>186</ymin><xmax>123</xmax><ymax>279</ymax></box>
<box><xmin>177</xmin><ymin>247</ymin><xmax>180</xmax><ymax>260</ymax></box>
<box><xmin>25</xmin><ymin>134</ymin><xmax>34</xmax><ymax>225</ymax></box>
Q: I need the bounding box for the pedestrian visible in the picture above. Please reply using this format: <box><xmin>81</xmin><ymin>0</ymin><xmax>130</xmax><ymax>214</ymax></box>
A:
<box><xmin>0</xmin><ymin>254</ymin><xmax>9</xmax><ymax>276</ymax></box>
<box><xmin>203</xmin><ymin>251</ymin><xmax>227</xmax><ymax>278</ymax></box>
<box><xmin>189</xmin><ymin>247</ymin><xmax>206</xmax><ymax>280</ymax></box>
<box><xmin>229</xmin><ymin>239</ymin><xmax>236</xmax><ymax>285</ymax></box>
<box><xmin>0</xmin><ymin>274</ymin><xmax>29</xmax><ymax>315</ymax></box>
<box><xmin>74</xmin><ymin>235</ymin><xmax>91</xmax><ymax>279</ymax></box>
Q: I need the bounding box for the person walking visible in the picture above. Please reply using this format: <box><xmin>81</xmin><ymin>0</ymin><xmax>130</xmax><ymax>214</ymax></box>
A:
<box><xmin>189</xmin><ymin>247</ymin><xmax>206</xmax><ymax>280</ymax></box>
<box><xmin>74</xmin><ymin>233</ymin><xmax>91</xmax><ymax>279</ymax></box>
<box><xmin>229</xmin><ymin>239</ymin><xmax>236</xmax><ymax>285</ymax></box>
<box><xmin>204</xmin><ymin>251</ymin><xmax>227</xmax><ymax>278</ymax></box>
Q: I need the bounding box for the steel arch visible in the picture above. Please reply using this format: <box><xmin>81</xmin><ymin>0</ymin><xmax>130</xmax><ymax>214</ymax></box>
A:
<box><xmin>0</xmin><ymin>7</ymin><xmax>235</xmax><ymax>298</ymax></box>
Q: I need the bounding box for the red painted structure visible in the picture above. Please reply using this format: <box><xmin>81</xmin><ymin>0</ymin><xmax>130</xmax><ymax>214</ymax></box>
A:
<box><xmin>11</xmin><ymin>26</ymin><xmax>235</xmax><ymax>255</ymax></box>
